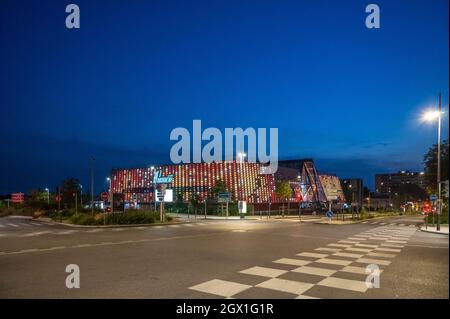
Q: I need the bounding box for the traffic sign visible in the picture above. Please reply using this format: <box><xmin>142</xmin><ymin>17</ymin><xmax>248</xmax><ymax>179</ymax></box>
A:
<box><xmin>101</xmin><ymin>192</ymin><xmax>109</xmax><ymax>201</ymax></box>
<box><xmin>326</xmin><ymin>211</ymin><xmax>334</xmax><ymax>218</ymax></box>
<box><xmin>55</xmin><ymin>195</ymin><xmax>61</xmax><ymax>202</ymax></box>
<box><xmin>430</xmin><ymin>194</ymin><xmax>437</xmax><ymax>201</ymax></box>
<box><xmin>218</xmin><ymin>192</ymin><xmax>231</xmax><ymax>203</ymax></box>
<box><xmin>105</xmin><ymin>207</ymin><xmax>112</xmax><ymax>213</ymax></box>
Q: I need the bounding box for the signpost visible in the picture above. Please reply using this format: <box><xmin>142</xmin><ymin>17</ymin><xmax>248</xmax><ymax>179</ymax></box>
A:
<box><xmin>11</xmin><ymin>193</ymin><xmax>24</xmax><ymax>204</ymax></box>
<box><xmin>218</xmin><ymin>192</ymin><xmax>231</xmax><ymax>217</ymax></box>
<box><xmin>326</xmin><ymin>210</ymin><xmax>334</xmax><ymax>223</ymax></box>
<box><xmin>238</xmin><ymin>201</ymin><xmax>247</xmax><ymax>219</ymax></box>
<box><xmin>101</xmin><ymin>192</ymin><xmax>109</xmax><ymax>201</ymax></box>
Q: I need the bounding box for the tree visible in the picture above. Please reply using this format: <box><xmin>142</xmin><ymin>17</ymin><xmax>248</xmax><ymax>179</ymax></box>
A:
<box><xmin>391</xmin><ymin>184</ymin><xmax>428</xmax><ymax>208</ymax></box>
<box><xmin>275</xmin><ymin>181</ymin><xmax>292</xmax><ymax>215</ymax></box>
<box><xmin>423</xmin><ymin>139</ymin><xmax>449</xmax><ymax>194</ymax></box>
<box><xmin>212</xmin><ymin>179</ymin><xmax>227</xmax><ymax>197</ymax></box>
<box><xmin>190</xmin><ymin>193</ymin><xmax>201</xmax><ymax>213</ymax></box>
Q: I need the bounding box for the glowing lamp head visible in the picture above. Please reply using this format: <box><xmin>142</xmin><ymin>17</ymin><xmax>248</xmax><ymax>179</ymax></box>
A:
<box><xmin>422</xmin><ymin>110</ymin><xmax>441</xmax><ymax>122</ymax></box>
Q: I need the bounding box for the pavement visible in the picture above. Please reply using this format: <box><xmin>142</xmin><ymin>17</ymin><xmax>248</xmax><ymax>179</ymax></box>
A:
<box><xmin>420</xmin><ymin>225</ymin><xmax>449</xmax><ymax>235</ymax></box>
<box><xmin>0</xmin><ymin>214</ymin><xmax>448</xmax><ymax>298</ymax></box>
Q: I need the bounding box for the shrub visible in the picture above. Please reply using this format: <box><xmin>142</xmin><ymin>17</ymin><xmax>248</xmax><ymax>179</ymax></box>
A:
<box><xmin>104</xmin><ymin>211</ymin><xmax>158</xmax><ymax>225</ymax></box>
<box><xmin>69</xmin><ymin>213</ymin><xmax>99</xmax><ymax>225</ymax></box>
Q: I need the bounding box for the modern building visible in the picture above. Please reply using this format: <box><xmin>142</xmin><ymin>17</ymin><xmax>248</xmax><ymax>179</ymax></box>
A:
<box><xmin>319</xmin><ymin>174</ymin><xmax>345</xmax><ymax>203</ymax></box>
<box><xmin>375</xmin><ymin>171</ymin><xmax>426</xmax><ymax>195</ymax></box>
<box><xmin>111</xmin><ymin>159</ymin><xmax>329</xmax><ymax>206</ymax></box>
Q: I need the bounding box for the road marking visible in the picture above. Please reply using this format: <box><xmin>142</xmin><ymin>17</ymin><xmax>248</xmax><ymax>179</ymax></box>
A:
<box><xmin>333</xmin><ymin>252</ymin><xmax>364</xmax><ymax>259</ymax></box>
<box><xmin>345</xmin><ymin>247</ymin><xmax>372</xmax><ymax>253</ymax></box>
<box><xmin>340</xmin><ymin>266</ymin><xmax>369</xmax><ymax>275</ymax></box>
<box><xmin>189</xmin><ymin>279</ymin><xmax>251</xmax><ymax>298</ymax></box>
<box><xmin>54</xmin><ymin>230</ymin><xmax>78</xmax><ymax>235</ymax></box>
<box><xmin>315</xmin><ymin>258</ymin><xmax>352</xmax><ymax>266</ymax></box>
<box><xmin>386</xmin><ymin>240</ymin><xmax>407</xmax><ymax>244</ymax></box>
<box><xmin>84</xmin><ymin>229</ymin><xmax>103</xmax><ymax>233</ymax></box>
<box><xmin>338</xmin><ymin>240</ymin><xmax>359</xmax><ymax>244</ymax></box>
<box><xmin>111</xmin><ymin>228</ymin><xmax>128</xmax><ymax>232</ymax></box>
<box><xmin>367</xmin><ymin>252</ymin><xmax>396</xmax><ymax>258</ymax></box>
<box><xmin>328</xmin><ymin>243</ymin><xmax>352</xmax><ymax>248</ymax></box>
<box><xmin>398</xmin><ymin>224</ymin><xmax>405</xmax><ymax>226</ymax></box>
<box><xmin>292</xmin><ymin>266</ymin><xmax>337</xmax><ymax>277</ymax></box>
<box><xmin>0</xmin><ymin>224</ymin><xmax>5</xmax><ymax>228</ymax></box>
<box><xmin>361</xmin><ymin>221</ymin><xmax>368</xmax><ymax>224</ymax></box>
<box><xmin>318</xmin><ymin>277</ymin><xmax>368</xmax><ymax>292</ymax></box>
<box><xmin>240</xmin><ymin>266</ymin><xmax>287</xmax><ymax>278</ymax></box>
<box><xmin>380</xmin><ymin>243</ymin><xmax>404</xmax><ymax>248</ymax></box>
<box><xmin>315</xmin><ymin>247</ymin><xmax>341</xmax><ymax>252</ymax></box>
<box><xmin>30</xmin><ymin>222</ymin><xmax>42</xmax><ymax>226</ymax></box>
<box><xmin>7</xmin><ymin>223</ymin><xmax>19</xmax><ymax>227</ymax></box>
<box><xmin>356</xmin><ymin>258</ymin><xmax>391</xmax><ymax>266</ymax></box>
<box><xmin>169</xmin><ymin>225</ymin><xmax>181</xmax><ymax>228</ymax></box>
<box><xmin>20</xmin><ymin>231</ymin><xmax>52</xmax><ymax>237</ymax></box>
<box><xmin>375</xmin><ymin>247</ymin><xmax>401</xmax><ymax>253</ymax></box>
<box><xmin>296</xmin><ymin>294</ymin><xmax>319</xmax><ymax>299</ymax></box>
<box><xmin>296</xmin><ymin>252</ymin><xmax>328</xmax><ymax>258</ymax></box>
<box><xmin>184</xmin><ymin>224</ymin><xmax>194</xmax><ymax>227</ymax></box>
<box><xmin>256</xmin><ymin>278</ymin><xmax>314</xmax><ymax>295</ymax></box>
<box><xmin>355</xmin><ymin>243</ymin><xmax>378</xmax><ymax>248</ymax></box>
<box><xmin>273</xmin><ymin>258</ymin><xmax>311</xmax><ymax>266</ymax></box>
<box><xmin>348</xmin><ymin>237</ymin><xmax>366</xmax><ymax>241</ymax></box>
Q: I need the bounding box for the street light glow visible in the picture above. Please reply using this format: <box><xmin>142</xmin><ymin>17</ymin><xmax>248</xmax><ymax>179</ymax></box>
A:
<box><xmin>422</xmin><ymin>110</ymin><xmax>441</xmax><ymax>122</ymax></box>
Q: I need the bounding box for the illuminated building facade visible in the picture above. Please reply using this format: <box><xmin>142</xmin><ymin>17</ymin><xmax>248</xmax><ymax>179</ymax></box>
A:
<box><xmin>111</xmin><ymin>162</ymin><xmax>276</xmax><ymax>204</ymax></box>
<box><xmin>111</xmin><ymin>159</ymin><xmax>332</xmax><ymax>205</ymax></box>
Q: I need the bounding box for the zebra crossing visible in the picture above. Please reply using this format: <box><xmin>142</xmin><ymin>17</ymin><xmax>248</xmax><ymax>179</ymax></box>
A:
<box><xmin>0</xmin><ymin>221</ymin><xmax>214</xmax><ymax>238</ymax></box>
<box><xmin>360</xmin><ymin>220</ymin><xmax>417</xmax><ymax>227</ymax></box>
<box><xmin>188</xmin><ymin>225</ymin><xmax>416</xmax><ymax>298</ymax></box>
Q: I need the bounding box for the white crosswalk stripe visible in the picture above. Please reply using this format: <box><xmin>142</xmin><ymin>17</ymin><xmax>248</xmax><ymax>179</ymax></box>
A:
<box><xmin>187</xmin><ymin>223</ymin><xmax>415</xmax><ymax>298</ymax></box>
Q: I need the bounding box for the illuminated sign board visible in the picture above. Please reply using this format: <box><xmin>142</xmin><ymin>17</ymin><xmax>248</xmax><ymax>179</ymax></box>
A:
<box><xmin>153</xmin><ymin>171</ymin><xmax>174</xmax><ymax>184</ymax></box>
<box><xmin>155</xmin><ymin>189</ymin><xmax>173</xmax><ymax>202</ymax></box>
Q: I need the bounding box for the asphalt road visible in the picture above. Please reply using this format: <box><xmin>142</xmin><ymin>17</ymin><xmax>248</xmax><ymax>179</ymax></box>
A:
<box><xmin>0</xmin><ymin>215</ymin><xmax>448</xmax><ymax>299</ymax></box>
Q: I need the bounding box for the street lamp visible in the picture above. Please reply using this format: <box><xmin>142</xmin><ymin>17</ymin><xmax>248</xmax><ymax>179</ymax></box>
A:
<box><xmin>44</xmin><ymin>188</ymin><xmax>49</xmax><ymax>205</ymax></box>
<box><xmin>237</xmin><ymin>152</ymin><xmax>246</xmax><ymax>163</ymax></box>
<box><xmin>90</xmin><ymin>156</ymin><xmax>95</xmax><ymax>216</ymax></box>
<box><xmin>106</xmin><ymin>177</ymin><xmax>113</xmax><ymax>213</ymax></box>
<box><xmin>421</xmin><ymin>93</ymin><xmax>444</xmax><ymax>231</ymax></box>
<box><xmin>150</xmin><ymin>166</ymin><xmax>156</xmax><ymax>211</ymax></box>
<box><xmin>79</xmin><ymin>184</ymin><xmax>83</xmax><ymax>207</ymax></box>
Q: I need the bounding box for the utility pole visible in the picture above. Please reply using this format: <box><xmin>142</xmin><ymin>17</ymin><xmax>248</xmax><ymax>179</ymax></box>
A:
<box><xmin>437</xmin><ymin>93</ymin><xmax>442</xmax><ymax>231</ymax></box>
<box><xmin>90</xmin><ymin>156</ymin><xmax>95</xmax><ymax>216</ymax></box>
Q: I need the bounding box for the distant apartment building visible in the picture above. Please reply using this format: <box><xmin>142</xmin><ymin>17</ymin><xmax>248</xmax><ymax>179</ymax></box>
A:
<box><xmin>341</xmin><ymin>178</ymin><xmax>364</xmax><ymax>205</ymax></box>
<box><xmin>375</xmin><ymin>171</ymin><xmax>426</xmax><ymax>195</ymax></box>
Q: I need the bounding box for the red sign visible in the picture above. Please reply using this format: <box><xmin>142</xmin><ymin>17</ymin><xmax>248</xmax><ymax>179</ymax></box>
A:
<box><xmin>11</xmin><ymin>193</ymin><xmax>24</xmax><ymax>203</ymax></box>
<box><xmin>101</xmin><ymin>192</ymin><xmax>109</xmax><ymax>201</ymax></box>
<box><xmin>55</xmin><ymin>195</ymin><xmax>61</xmax><ymax>202</ymax></box>
<box><xmin>105</xmin><ymin>207</ymin><xmax>112</xmax><ymax>213</ymax></box>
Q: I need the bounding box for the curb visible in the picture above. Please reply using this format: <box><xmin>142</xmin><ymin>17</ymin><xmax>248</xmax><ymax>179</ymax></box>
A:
<box><xmin>37</xmin><ymin>218</ymin><xmax>193</xmax><ymax>229</ymax></box>
<box><xmin>419</xmin><ymin>227</ymin><xmax>449</xmax><ymax>235</ymax></box>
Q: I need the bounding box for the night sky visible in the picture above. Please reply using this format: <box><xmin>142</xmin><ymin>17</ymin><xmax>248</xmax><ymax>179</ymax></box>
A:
<box><xmin>0</xmin><ymin>0</ymin><xmax>448</xmax><ymax>194</ymax></box>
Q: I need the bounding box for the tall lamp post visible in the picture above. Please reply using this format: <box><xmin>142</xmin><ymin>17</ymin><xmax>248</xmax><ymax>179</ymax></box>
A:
<box><xmin>106</xmin><ymin>177</ymin><xmax>113</xmax><ymax>213</ymax></box>
<box><xmin>422</xmin><ymin>93</ymin><xmax>444</xmax><ymax>231</ymax></box>
<box><xmin>90</xmin><ymin>156</ymin><xmax>95</xmax><ymax>216</ymax></box>
<box><xmin>79</xmin><ymin>184</ymin><xmax>83</xmax><ymax>208</ymax></box>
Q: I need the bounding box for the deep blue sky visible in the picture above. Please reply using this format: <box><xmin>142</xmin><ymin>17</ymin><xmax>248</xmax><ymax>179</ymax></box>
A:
<box><xmin>0</xmin><ymin>0</ymin><xmax>448</xmax><ymax>193</ymax></box>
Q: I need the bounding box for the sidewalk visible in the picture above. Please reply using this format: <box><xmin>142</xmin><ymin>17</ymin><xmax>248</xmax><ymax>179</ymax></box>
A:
<box><xmin>167</xmin><ymin>212</ymin><xmax>321</xmax><ymax>221</ymax></box>
<box><xmin>420</xmin><ymin>225</ymin><xmax>449</xmax><ymax>235</ymax></box>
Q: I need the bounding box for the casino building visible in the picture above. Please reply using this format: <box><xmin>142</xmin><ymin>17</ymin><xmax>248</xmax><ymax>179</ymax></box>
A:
<box><xmin>110</xmin><ymin>159</ymin><xmax>344</xmax><ymax>205</ymax></box>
